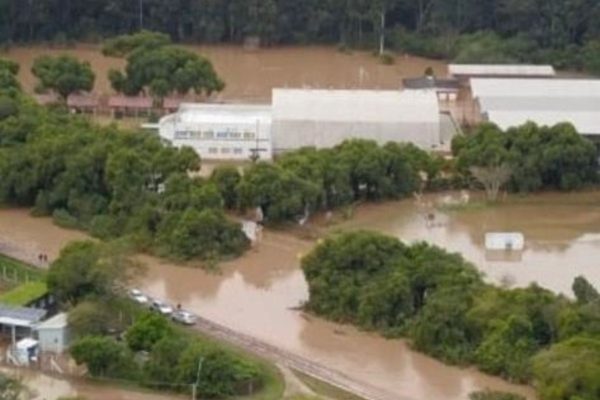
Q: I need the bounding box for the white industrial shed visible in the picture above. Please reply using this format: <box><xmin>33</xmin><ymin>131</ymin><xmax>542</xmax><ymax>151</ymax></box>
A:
<box><xmin>449</xmin><ymin>64</ymin><xmax>556</xmax><ymax>79</ymax></box>
<box><xmin>471</xmin><ymin>79</ymin><xmax>600</xmax><ymax>136</ymax></box>
<box><xmin>271</xmin><ymin>89</ymin><xmax>441</xmax><ymax>152</ymax></box>
<box><xmin>158</xmin><ymin>103</ymin><xmax>273</xmax><ymax>161</ymax></box>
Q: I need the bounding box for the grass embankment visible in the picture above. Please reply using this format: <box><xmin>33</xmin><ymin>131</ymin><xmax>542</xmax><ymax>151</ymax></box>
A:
<box><xmin>0</xmin><ymin>253</ymin><xmax>47</xmax><ymax>305</ymax></box>
<box><xmin>292</xmin><ymin>371</ymin><xmax>367</xmax><ymax>400</ymax></box>
<box><xmin>0</xmin><ymin>281</ymin><xmax>48</xmax><ymax>306</ymax></box>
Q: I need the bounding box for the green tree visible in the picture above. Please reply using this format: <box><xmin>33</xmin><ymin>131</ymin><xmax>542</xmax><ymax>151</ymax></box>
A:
<box><xmin>106</xmin><ymin>32</ymin><xmax>224</xmax><ymax>104</ymax></box>
<box><xmin>70</xmin><ymin>336</ymin><xmax>138</xmax><ymax>379</ymax></box>
<box><xmin>532</xmin><ymin>337</ymin><xmax>600</xmax><ymax>400</ymax></box>
<box><xmin>31</xmin><ymin>55</ymin><xmax>95</xmax><ymax>100</ymax></box>
<box><xmin>47</xmin><ymin>241</ymin><xmax>138</xmax><ymax>304</ymax></box>
<box><xmin>0</xmin><ymin>373</ymin><xmax>24</xmax><ymax>400</ymax></box>
<box><xmin>572</xmin><ymin>276</ymin><xmax>600</xmax><ymax>305</ymax></box>
<box><xmin>125</xmin><ymin>313</ymin><xmax>173</xmax><ymax>352</ymax></box>
<box><xmin>210</xmin><ymin>165</ymin><xmax>242</xmax><ymax>209</ymax></box>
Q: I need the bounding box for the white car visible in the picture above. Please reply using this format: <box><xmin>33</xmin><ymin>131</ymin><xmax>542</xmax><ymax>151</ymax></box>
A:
<box><xmin>150</xmin><ymin>300</ymin><xmax>174</xmax><ymax>315</ymax></box>
<box><xmin>172</xmin><ymin>310</ymin><xmax>198</xmax><ymax>325</ymax></box>
<box><xmin>129</xmin><ymin>289</ymin><xmax>149</xmax><ymax>305</ymax></box>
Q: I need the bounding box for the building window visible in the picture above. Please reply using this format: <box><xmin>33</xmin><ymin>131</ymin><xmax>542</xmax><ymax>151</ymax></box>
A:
<box><xmin>243</xmin><ymin>131</ymin><xmax>256</xmax><ymax>140</ymax></box>
<box><xmin>221</xmin><ymin>147</ymin><xmax>231</xmax><ymax>154</ymax></box>
<box><xmin>217</xmin><ymin>131</ymin><xmax>228</xmax><ymax>139</ymax></box>
<box><xmin>203</xmin><ymin>131</ymin><xmax>214</xmax><ymax>139</ymax></box>
<box><xmin>233</xmin><ymin>148</ymin><xmax>243</xmax><ymax>154</ymax></box>
<box><xmin>208</xmin><ymin>147</ymin><xmax>218</xmax><ymax>154</ymax></box>
<box><xmin>229</xmin><ymin>132</ymin><xmax>242</xmax><ymax>139</ymax></box>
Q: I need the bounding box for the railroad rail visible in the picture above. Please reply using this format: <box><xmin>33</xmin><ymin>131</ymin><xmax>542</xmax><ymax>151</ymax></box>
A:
<box><xmin>194</xmin><ymin>315</ymin><xmax>402</xmax><ymax>400</ymax></box>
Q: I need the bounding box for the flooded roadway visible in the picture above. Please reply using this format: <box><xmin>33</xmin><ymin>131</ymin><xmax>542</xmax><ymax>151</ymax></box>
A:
<box><xmin>11</xmin><ymin>192</ymin><xmax>600</xmax><ymax>400</ymax></box>
<box><xmin>3</xmin><ymin>191</ymin><xmax>600</xmax><ymax>399</ymax></box>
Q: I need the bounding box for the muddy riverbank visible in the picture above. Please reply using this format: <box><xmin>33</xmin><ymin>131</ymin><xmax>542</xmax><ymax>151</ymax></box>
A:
<box><xmin>1</xmin><ymin>44</ymin><xmax>447</xmax><ymax>103</ymax></box>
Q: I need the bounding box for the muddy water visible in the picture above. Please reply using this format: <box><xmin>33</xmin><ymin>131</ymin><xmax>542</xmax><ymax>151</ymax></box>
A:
<box><xmin>2</xmin><ymin>44</ymin><xmax>447</xmax><ymax>102</ymax></box>
<box><xmin>4</xmin><ymin>191</ymin><xmax>599</xmax><ymax>399</ymax></box>
<box><xmin>1</xmin><ymin>368</ymin><xmax>180</xmax><ymax>400</ymax></box>
<box><xmin>341</xmin><ymin>191</ymin><xmax>600</xmax><ymax>295</ymax></box>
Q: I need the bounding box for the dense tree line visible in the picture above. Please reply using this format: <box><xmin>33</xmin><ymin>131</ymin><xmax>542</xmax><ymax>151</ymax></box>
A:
<box><xmin>453</xmin><ymin>122</ymin><xmax>599</xmax><ymax>194</ymax></box>
<box><xmin>302</xmin><ymin>231</ymin><xmax>600</xmax><ymax>400</ymax></box>
<box><xmin>1</xmin><ymin>1</ymin><xmax>599</xmax><ymax>73</ymax></box>
<box><xmin>213</xmin><ymin>140</ymin><xmax>446</xmax><ymax>223</ymax></box>
<box><xmin>0</xmin><ymin>93</ymin><xmax>248</xmax><ymax>262</ymax></box>
<box><xmin>47</xmin><ymin>241</ymin><xmax>264</xmax><ymax>399</ymax></box>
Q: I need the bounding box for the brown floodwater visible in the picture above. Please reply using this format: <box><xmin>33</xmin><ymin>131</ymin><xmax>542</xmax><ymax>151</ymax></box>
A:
<box><xmin>0</xmin><ymin>367</ymin><xmax>180</xmax><ymax>400</ymax></box>
<box><xmin>15</xmin><ymin>192</ymin><xmax>600</xmax><ymax>399</ymax></box>
<box><xmin>1</xmin><ymin>44</ymin><xmax>447</xmax><ymax>102</ymax></box>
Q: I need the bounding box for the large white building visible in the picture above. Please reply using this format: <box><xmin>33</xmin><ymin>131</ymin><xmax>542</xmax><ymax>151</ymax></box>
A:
<box><xmin>158</xmin><ymin>103</ymin><xmax>273</xmax><ymax>160</ymax></box>
<box><xmin>271</xmin><ymin>89</ymin><xmax>441</xmax><ymax>152</ymax></box>
<box><xmin>158</xmin><ymin>89</ymin><xmax>443</xmax><ymax>160</ymax></box>
<box><xmin>471</xmin><ymin>78</ymin><xmax>600</xmax><ymax>137</ymax></box>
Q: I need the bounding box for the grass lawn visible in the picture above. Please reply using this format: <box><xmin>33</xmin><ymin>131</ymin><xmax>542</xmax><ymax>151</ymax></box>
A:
<box><xmin>0</xmin><ymin>281</ymin><xmax>48</xmax><ymax>306</ymax></box>
<box><xmin>292</xmin><ymin>371</ymin><xmax>367</xmax><ymax>400</ymax></box>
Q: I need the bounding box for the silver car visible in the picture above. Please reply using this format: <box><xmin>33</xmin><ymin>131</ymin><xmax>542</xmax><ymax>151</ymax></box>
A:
<box><xmin>150</xmin><ymin>299</ymin><xmax>174</xmax><ymax>316</ymax></box>
<box><xmin>172</xmin><ymin>310</ymin><xmax>197</xmax><ymax>325</ymax></box>
<box><xmin>129</xmin><ymin>289</ymin><xmax>149</xmax><ymax>305</ymax></box>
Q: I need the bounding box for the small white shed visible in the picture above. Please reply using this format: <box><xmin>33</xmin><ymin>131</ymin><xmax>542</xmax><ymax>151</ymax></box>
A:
<box><xmin>485</xmin><ymin>232</ymin><xmax>525</xmax><ymax>251</ymax></box>
<box><xmin>35</xmin><ymin>312</ymin><xmax>69</xmax><ymax>353</ymax></box>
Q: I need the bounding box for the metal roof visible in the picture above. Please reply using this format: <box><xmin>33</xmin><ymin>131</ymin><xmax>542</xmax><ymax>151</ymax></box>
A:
<box><xmin>272</xmin><ymin>89</ymin><xmax>439</xmax><ymax>123</ymax></box>
<box><xmin>0</xmin><ymin>304</ymin><xmax>47</xmax><ymax>328</ymax></box>
<box><xmin>172</xmin><ymin>103</ymin><xmax>272</xmax><ymax>125</ymax></box>
<box><xmin>35</xmin><ymin>312</ymin><xmax>68</xmax><ymax>330</ymax></box>
<box><xmin>403</xmin><ymin>76</ymin><xmax>460</xmax><ymax>90</ymax></box>
<box><xmin>471</xmin><ymin>79</ymin><xmax>600</xmax><ymax>99</ymax></box>
<box><xmin>450</xmin><ymin>64</ymin><xmax>555</xmax><ymax>77</ymax></box>
<box><xmin>473</xmin><ymin>78</ymin><xmax>600</xmax><ymax>135</ymax></box>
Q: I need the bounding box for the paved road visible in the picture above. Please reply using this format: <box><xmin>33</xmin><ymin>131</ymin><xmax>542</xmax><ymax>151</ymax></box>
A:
<box><xmin>194</xmin><ymin>315</ymin><xmax>401</xmax><ymax>400</ymax></box>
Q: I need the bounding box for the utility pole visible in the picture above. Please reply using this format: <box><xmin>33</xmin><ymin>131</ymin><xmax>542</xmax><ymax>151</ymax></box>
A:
<box><xmin>379</xmin><ymin>7</ymin><xmax>386</xmax><ymax>55</ymax></box>
<box><xmin>139</xmin><ymin>0</ymin><xmax>144</xmax><ymax>30</ymax></box>
<box><xmin>191</xmin><ymin>357</ymin><xmax>204</xmax><ymax>400</ymax></box>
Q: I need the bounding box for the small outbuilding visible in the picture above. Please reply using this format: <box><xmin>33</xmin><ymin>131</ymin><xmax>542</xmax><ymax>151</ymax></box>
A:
<box><xmin>35</xmin><ymin>312</ymin><xmax>69</xmax><ymax>353</ymax></box>
<box><xmin>403</xmin><ymin>76</ymin><xmax>460</xmax><ymax>102</ymax></box>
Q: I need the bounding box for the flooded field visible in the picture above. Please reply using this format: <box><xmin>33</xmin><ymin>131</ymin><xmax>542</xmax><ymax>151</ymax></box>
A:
<box><xmin>1</xmin><ymin>367</ymin><xmax>180</xmax><ymax>400</ymax></box>
<box><xmin>3</xmin><ymin>191</ymin><xmax>600</xmax><ymax>399</ymax></box>
<box><xmin>1</xmin><ymin>44</ymin><xmax>447</xmax><ymax>102</ymax></box>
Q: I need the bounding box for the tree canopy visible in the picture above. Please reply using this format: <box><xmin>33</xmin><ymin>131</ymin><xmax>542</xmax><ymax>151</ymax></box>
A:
<box><xmin>105</xmin><ymin>32</ymin><xmax>224</xmax><ymax>102</ymax></box>
<box><xmin>0</xmin><ymin>96</ymin><xmax>247</xmax><ymax>262</ymax></box>
<box><xmin>31</xmin><ymin>55</ymin><xmax>95</xmax><ymax>100</ymax></box>
<box><xmin>1</xmin><ymin>1</ymin><xmax>600</xmax><ymax>74</ymax></box>
<box><xmin>302</xmin><ymin>231</ymin><xmax>600</xmax><ymax>398</ymax></box>
<box><xmin>453</xmin><ymin>122</ymin><xmax>598</xmax><ymax>193</ymax></box>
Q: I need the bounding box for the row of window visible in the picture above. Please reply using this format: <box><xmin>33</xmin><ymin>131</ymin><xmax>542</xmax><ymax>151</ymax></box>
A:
<box><xmin>174</xmin><ymin>130</ymin><xmax>256</xmax><ymax>140</ymax></box>
<box><xmin>207</xmin><ymin>147</ymin><xmax>245</xmax><ymax>155</ymax></box>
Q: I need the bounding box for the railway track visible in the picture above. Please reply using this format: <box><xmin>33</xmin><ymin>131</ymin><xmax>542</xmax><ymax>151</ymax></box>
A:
<box><xmin>194</xmin><ymin>315</ymin><xmax>402</xmax><ymax>400</ymax></box>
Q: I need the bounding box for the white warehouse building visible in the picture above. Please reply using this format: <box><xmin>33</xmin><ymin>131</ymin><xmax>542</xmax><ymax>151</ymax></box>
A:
<box><xmin>271</xmin><ymin>89</ymin><xmax>441</xmax><ymax>152</ymax></box>
<box><xmin>159</xmin><ymin>103</ymin><xmax>273</xmax><ymax>161</ymax></box>
<box><xmin>158</xmin><ymin>89</ymin><xmax>443</xmax><ymax>160</ymax></box>
<box><xmin>471</xmin><ymin>78</ymin><xmax>600</xmax><ymax>137</ymax></box>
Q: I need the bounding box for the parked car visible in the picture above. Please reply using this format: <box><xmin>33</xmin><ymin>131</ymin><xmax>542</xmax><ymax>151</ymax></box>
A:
<box><xmin>129</xmin><ymin>289</ymin><xmax>149</xmax><ymax>305</ymax></box>
<box><xmin>150</xmin><ymin>299</ymin><xmax>174</xmax><ymax>315</ymax></box>
<box><xmin>172</xmin><ymin>310</ymin><xmax>198</xmax><ymax>325</ymax></box>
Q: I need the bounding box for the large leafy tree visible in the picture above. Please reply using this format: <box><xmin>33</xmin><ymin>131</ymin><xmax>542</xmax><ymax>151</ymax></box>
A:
<box><xmin>105</xmin><ymin>31</ymin><xmax>224</xmax><ymax>104</ymax></box>
<box><xmin>31</xmin><ymin>55</ymin><xmax>95</xmax><ymax>100</ymax></box>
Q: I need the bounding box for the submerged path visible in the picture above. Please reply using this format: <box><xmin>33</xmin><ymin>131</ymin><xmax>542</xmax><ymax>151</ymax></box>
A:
<box><xmin>193</xmin><ymin>314</ymin><xmax>401</xmax><ymax>400</ymax></box>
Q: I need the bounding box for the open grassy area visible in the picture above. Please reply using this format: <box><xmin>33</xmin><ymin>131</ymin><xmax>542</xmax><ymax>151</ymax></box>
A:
<box><xmin>0</xmin><ymin>281</ymin><xmax>48</xmax><ymax>306</ymax></box>
<box><xmin>292</xmin><ymin>371</ymin><xmax>367</xmax><ymax>400</ymax></box>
